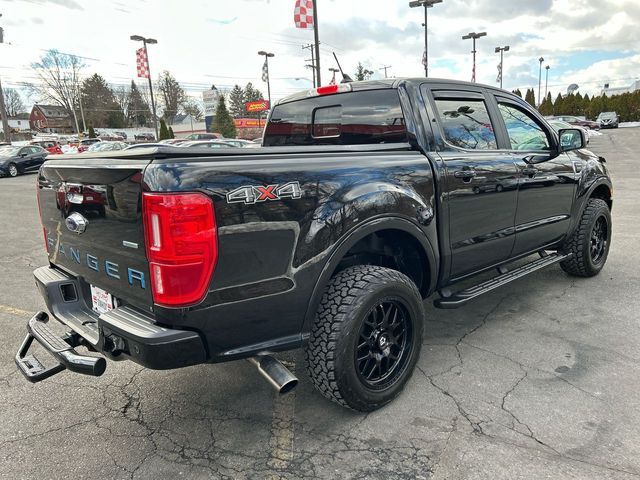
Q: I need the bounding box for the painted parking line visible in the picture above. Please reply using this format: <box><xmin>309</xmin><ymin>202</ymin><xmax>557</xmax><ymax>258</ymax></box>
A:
<box><xmin>0</xmin><ymin>304</ymin><xmax>34</xmax><ymax>317</ymax></box>
<box><xmin>267</xmin><ymin>360</ymin><xmax>297</xmax><ymax>476</ymax></box>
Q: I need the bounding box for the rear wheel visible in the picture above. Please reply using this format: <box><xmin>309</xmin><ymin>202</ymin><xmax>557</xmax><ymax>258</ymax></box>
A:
<box><xmin>8</xmin><ymin>163</ymin><xmax>18</xmax><ymax>177</ymax></box>
<box><xmin>560</xmin><ymin>198</ymin><xmax>611</xmax><ymax>277</ymax></box>
<box><xmin>305</xmin><ymin>265</ymin><xmax>424</xmax><ymax>411</ymax></box>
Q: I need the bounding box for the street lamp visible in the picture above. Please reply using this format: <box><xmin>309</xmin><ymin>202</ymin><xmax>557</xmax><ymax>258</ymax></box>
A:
<box><xmin>130</xmin><ymin>35</ymin><xmax>159</xmax><ymax>140</ymax></box>
<box><xmin>462</xmin><ymin>32</ymin><xmax>487</xmax><ymax>82</ymax></box>
<box><xmin>538</xmin><ymin>56</ymin><xmax>544</xmax><ymax>108</ymax></box>
<box><xmin>495</xmin><ymin>45</ymin><xmax>509</xmax><ymax>89</ymax></box>
<box><xmin>258</xmin><ymin>51</ymin><xmax>275</xmax><ymax>107</ymax></box>
<box><xmin>409</xmin><ymin>0</ymin><xmax>443</xmax><ymax>77</ymax></box>
<box><xmin>545</xmin><ymin>65</ymin><xmax>550</xmax><ymax>102</ymax></box>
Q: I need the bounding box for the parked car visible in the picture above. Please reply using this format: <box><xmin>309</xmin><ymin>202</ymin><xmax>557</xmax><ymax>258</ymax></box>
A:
<box><xmin>77</xmin><ymin>138</ymin><xmax>102</xmax><ymax>153</ymax></box>
<box><xmin>87</xmin><ymin>141</ymin><xmax>129</xmax><ymax>152</ymax></box>
<box><xmin>0</xmin><ymin>145</ymin><xmax>47</xmax><ymax>177</ymax></box>
<box><xmin>158</xmin><ymin>138</ymin><xmax>186</xmax><ymax>145</ymax></box>
<box><xmin>178</xmin><ymin>140</ymin><xmax>238</xmax><ymax>149</ymax></box>
<box><xmin>183</xmin><ymin>133</ymin><xmax>221</xmax><ymax>141</ymax></box>
<box><xmin>547</xmin><ymin>120</ymin><xmax>590</xmax><ymax>145</ymax></box>
<box><xmin>98</xmin><ymin>134</ymin><xmax>125</xmax><ymax>142</ymax></box>
<box><xmin>547</xmin><ymin>115</ymin><xmax>600</xmax><ymax>130</ymax></box>
<box><xmin>29</xmin><ymin>140</ymin><xmax>63</xmax><ymax>155</ymax></box>
<box><xmin>19</xmin><ymin>79</ymin><xmax>613</xmax><ymax>413</ymax></box>
<box><xmin>597</xmin><ymin>111</ymin><xmax>619</xmax><ymax>129</ymax></box>
<box><xmin>134</xmin><ymin>133</ymin><xmax>156</xmax><ymax>141</ymax></box>
<box><xmin>124</xmin><ymin>143</ymin><xmax>168</xmax><ymax>150</ymax></box>
<box><xmin>215</xmin><ymin>139</ymin><xmax>253</xmax><ymax>148</ymax></box>
<box><xmin>114</xmin><ymin>131</ymin><xmax>128</xmax><ymax>140</ymax></box>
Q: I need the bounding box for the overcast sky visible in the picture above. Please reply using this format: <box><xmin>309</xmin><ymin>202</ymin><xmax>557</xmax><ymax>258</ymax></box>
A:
<box><xmin>1</xmin><ymin>0</ymin><xmax>639</xmax><ymax>108</ymax></box>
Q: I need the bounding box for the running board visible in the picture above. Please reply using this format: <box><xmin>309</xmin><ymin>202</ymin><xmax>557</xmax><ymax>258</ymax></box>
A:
<box><xmin>434</xmin><ymin>252</ymin><xmax>570</xmax><ymax>309</ymax></box>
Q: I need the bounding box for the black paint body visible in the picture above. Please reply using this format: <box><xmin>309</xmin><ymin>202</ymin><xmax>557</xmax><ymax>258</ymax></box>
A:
<box><xmin>35</xmin><ymin>79</ymin><xmax>612</xmax><ymax>366</ymax></box>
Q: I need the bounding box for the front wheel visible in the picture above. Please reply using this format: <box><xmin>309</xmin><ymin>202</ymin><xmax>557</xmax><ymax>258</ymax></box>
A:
<box><xmin>8</xmin><ymin>163</ymin><xmax>18</xmax><ymax>177</ymax></box>
<box><xmin>560</xmin><ymin>198</ymin><xmax>611</xmax><ymax>277</ymax></box>
<box><xmin>305</xmin><ymin>265</ymin><xmax>424</xmax><ymax>411</ymax></box>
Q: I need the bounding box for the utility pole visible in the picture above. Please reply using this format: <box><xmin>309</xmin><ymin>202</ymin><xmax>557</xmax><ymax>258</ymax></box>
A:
<box><xmin>495</xmin><ymin>45</ymin><xmax>509</xmax><ymax>89</ymax></box>
<box><xmin>462</xmin><ymin>32</ymin><xmax>487</xmax><ymax>82</ymax></box>
<box><xmin>258</xmin><ymin>51</ymin><xmax>275</xmax><ymax>107</ymax></box>
<box><xmin>379</xmin><ymin>65</ymin><xmax>392</xmax><ymax>78</ymax></box>
<box><xmin>329</xmin><ymin>67</ymin><xmax>339</xmax><ymax>84</ymax></box>
<box><xmin>409</xmin><ymin>0</ymin><xmax>442</xmax><ymax>77</ymax></box>
<box><xmin>0</xmin><ymin>14</ymin><xmax>11</xmax><ymax>143</ymax></box>
<box><xmin>544</xmin><ymin>65</ymin><xmax>550</xmax><ymax>101</ymax></box>
<box><xmin>538</xmin><ymin>57</ymin><xmax>544</xmax><ymax>108</ymax></box>
<box><xmin>312</xmin><ymin>0</ymin><xmax>321</xmax><ymax>86</ymax></box>
<box><xmin>302</xmin><ymin>44</ymin><xmax>316</xmax><ymax>87</ymax></box>
<box><xmin>130</xmin><ymin>35</ymin><xmax>159</xmax><ymax>140</ymax></box>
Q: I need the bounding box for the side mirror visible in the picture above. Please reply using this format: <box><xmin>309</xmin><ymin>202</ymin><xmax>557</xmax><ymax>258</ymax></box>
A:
<box><xmin>19</xmin><ymin>152</ymin><xmax>27</xmax><ymax>158</ymax></box>
<box><xmin>558</xmin><ymin>128</ymin><xmax>586</xmax><ymax>152</ymax></box>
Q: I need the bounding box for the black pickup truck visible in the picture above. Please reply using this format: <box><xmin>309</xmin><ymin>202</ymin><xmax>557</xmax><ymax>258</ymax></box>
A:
<box><xmin>16</xmin><ymin>79</ymin><xmax>613</xmax><ymax>412</ymax></box>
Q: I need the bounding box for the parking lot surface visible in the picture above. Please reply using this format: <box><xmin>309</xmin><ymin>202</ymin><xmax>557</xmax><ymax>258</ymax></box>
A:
<box><xmin>0</xmin><ymin>129</ymin><xmax>639</xmax><ymax>479</ymax></box>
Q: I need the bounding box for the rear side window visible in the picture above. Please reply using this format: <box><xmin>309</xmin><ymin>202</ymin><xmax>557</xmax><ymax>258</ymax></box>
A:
<box><xmin>263</xmin><ymin>89</ymin><xmax>407</xmax><ymax>146</ymax></box>
<box><xmin>434</xmin><ymin>98</ymin><xmax>497</xmax><ymax>150</ymax></box>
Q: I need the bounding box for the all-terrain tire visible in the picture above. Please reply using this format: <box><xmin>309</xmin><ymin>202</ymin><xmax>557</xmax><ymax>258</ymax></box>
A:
<box><xmin>305</xmin><ymin>265</ymin><xmax>424</xmax><ymax>412</ymax></box>
<box><xmin>560</xmin><ymin>198</ymin><xmax>611</xmax><ymax>277</ymax></box>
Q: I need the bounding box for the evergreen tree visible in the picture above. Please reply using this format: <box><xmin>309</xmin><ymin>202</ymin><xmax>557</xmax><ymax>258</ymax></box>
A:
<box><xmin>554</xmin><ymin>93</ymin><xmax>564</xmax><ymax>115</ymax></box>
<box><xmin>169</xmin><ymin>126</ymin><xmax>175</xmax><ymax>139</ymax></box>
<box><xmin>229</xmin><ymin>84</ymin><xmax>246</xmax><ymax>118</ymax></box>
<box><xmin>511</xmin><ymin>89</ymin><xmax>522</xmax><ymax>98</ymax></box>
<box><xmin>212</xmin><ymin>95</ymin><xmax>237</xmax><ymax>138</ymax></box>
<box><xmin>127</xmin><ymin>81</ymin><xmax>151</xmax><ymax>127</ymax></box>
<box><xmin>354</xmin><ymin>62</ymin><xmax>374</xmax><ymax>81</ymax></box>
<box><xmin>539</xmin><ymin>92</ymin><xmax>554</xmax><ymax>116</ymax></box>
<box><xmin>524</xmin><ymin>88</ymin><xmax>536</xmax><ymax>107</ymax></box>
<box><xmin>159</xmin><ymin>119</ymin><xmax>170</xmax><ymax>140</ymax></box>
<box><xmin>81</xmin><ymin>73</ymin><xmax>125</xmax><ymax>128</ymax></box>
<box><xmin>88</xmin><ymin>125</ymin><xmax>96</xmax><ymax>138</ymax></box>
<box><xmin>243</xmin><ymin>83</ymin><xmax>264</xmax><ymax>118</ymax></box>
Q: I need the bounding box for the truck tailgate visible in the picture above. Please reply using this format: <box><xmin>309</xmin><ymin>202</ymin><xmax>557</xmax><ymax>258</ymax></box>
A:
<box><xmin>38</xmin><ymin>158</ymin><xmax>153</xmax><ymax>311</ymax></box>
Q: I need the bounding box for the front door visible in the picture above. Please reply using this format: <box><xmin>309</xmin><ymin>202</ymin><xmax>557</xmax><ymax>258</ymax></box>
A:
<box><xmin>431</xmin><ymin>93</ymin><xmax>519</xmax><ymax>279</ymax></box>
<box><xmin>492</xmin><ymin>98</ymin><xmax>577</xmax><ymax>256</ymax></box>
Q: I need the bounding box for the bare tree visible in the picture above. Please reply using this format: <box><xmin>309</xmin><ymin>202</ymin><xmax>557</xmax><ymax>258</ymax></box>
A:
<box><xmin>182</xmin><ymin>98</ymin><xmax>204</xmax><ymax>121</ymax></box>
<box><xmin>157</xmin><ymin>71</ymin><xmax>185</xmax><ymax>124</ymax></box>
<box><xmin>30</xmin><ymin>49</ymin><xmax>85</xmax><ymax>132</ymax></box>
<box><xmin>113</xmin><ymin>84</ymin><xmax>129</xmax><ymax>120</ymax></box>
<box><xmin>3</xmin><ymin>88</ymin><xmax>26</xmax><ymax>117</ymax></box>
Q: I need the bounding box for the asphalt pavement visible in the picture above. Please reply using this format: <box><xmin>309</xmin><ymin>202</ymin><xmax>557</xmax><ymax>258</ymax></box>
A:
<box><xmin>0</xmin><ymin>128</ymin><xmax>639</xmax><ymax>479</ymax></box>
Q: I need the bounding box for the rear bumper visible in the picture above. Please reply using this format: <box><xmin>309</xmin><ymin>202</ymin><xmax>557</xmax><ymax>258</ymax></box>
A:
<box><xmin>31</xmin><ymin>265</ymin><xmax>208</xmax><ymax>370</ymax></box>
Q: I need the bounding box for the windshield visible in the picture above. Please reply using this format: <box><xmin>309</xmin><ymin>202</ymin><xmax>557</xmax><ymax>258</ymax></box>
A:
<box><xmin>599</xmin><ymin>112</ymin><xmax>616</xmax><ymax>119</ymax></box>
<box><xmin>0</xmin><ymin>146</ymin><xmax>20</xmax><ymax>156</ymax></box>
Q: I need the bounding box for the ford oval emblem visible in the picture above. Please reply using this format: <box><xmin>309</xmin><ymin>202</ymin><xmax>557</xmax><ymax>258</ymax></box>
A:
<box><xmin>65</xmin><ymin>212</ymin><xmax>88</xmax><ymax>234</ymax></box>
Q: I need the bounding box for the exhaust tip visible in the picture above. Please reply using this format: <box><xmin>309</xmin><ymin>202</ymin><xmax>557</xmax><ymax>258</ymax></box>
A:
<box><xmin>249</xmin><ymin>355</ymin><xmax>298</xmax><ymax>394</ymax></box>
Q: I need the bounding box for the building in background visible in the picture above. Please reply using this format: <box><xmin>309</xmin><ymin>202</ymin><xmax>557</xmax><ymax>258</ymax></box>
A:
<box><xmin>601</xmin><ymin>80</ymin><xmax>640</xmax><ymax>96</ymax></box>
<box><xmin>29</xmin><ymin>105</ymin><xmax>73</xmax><ymax>133</ymax></box>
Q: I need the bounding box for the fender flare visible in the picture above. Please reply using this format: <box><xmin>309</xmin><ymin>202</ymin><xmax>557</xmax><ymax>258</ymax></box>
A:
<box><xmin>568</xmin><ymin>176</ymin><xmax>613</xmax><ymax>235</ymax></box>
<box><xmin>300</xmin><ymin>215</ymin><xmax>438</xmax><ymax>336</ymax></box>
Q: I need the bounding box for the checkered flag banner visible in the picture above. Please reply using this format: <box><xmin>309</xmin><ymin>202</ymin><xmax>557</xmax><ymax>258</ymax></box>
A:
<box><xmin>294</xmin><ymin>0</ymin><xmax>314</xmax><ymax>29</ymax></box>
<box><xmin>422</xmin><ymin>50</ymin><xmax>427</xmax><ymax>68</ymax></box>
<box><xmin>261</xmin><ymin>58</ymin><xmax>269</xmax><ymax>83</ymax></box>
<box><xmin>496</xmin><ymin>63</ymin><xmax>502</xmax><ymax>84</ymax></box>
<box><xmin>136</xmin><ymin>48</ymin><xmax>149</xmax><ymax>79</ymax></box>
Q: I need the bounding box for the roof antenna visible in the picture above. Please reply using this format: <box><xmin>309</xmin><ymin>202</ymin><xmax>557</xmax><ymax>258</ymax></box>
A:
<box><xmin>333</xmin><ymin>52</ymin><xmax>353</xmax><ymax>83</ymax></box>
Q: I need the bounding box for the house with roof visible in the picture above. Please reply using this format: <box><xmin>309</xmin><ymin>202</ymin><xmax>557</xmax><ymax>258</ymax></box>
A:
<box><xmin>29</xmin><ymin>104</ymin><xmax>74</xmax><ymax>133</ymax></box>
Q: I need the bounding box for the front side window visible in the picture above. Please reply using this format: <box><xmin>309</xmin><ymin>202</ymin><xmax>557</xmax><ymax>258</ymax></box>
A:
<box><xmin>498</xmin><ymin>103</ymin><xmax>550</xmax><ymax>151</ymax></box>
<box><xmin>434</xmin><ymin>98</ymin><xmax>497</xmax><ymax>150</ymax></box>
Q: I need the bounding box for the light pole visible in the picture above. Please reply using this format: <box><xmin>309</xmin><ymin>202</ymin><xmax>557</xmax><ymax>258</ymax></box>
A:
<box><xmin>544</xmin><ymin>65</ymin><xmax>550</xmax><ymax>101</ymax></box>
<box><xmin>538</xmin><ymin>56</ymin><xmax>544</xmax><ymax>108</ymax></box>
<box><xmin>409</xmin><ymin>0</ymin><xmax>443</xmax><ymax>78</ymax></box>
<box><xmin>328</xmin><ymin>67</ymin><xmax>340</xmax><ymax>84</ymax></box>
<box><xmin>462</xmin><ymin>32</ymin><xmax>487</xmax><ymax>82</ymax></box>
<box><xmin>0</xmin><ymin>13</ymin><xmax>11</xmax><ymax>143</ymax></box>
<box><xmin>130</xmin><ymin>35</ymin><xmax>158</xmax><ymax>140</ymax></box>
<box><xmin>258</xmin><ymin>51</ymin><xmax>275</xmax><ymax>107</ymax></box>
<box><xmin>495</xmin><ymin>45</ymin><xmax>509</xmax><ymax>89</ymax></box>
<box><xmin>379</xmin><ymin>65</ymin><xmax>392</xmax><ymax>78</ymax></box>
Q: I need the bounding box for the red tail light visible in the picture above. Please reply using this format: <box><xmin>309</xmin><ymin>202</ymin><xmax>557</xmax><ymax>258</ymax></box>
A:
<box><xmin>142</xmin><ymin>192</ymin><xmax>217</xmax><ymax>308</ymax></box>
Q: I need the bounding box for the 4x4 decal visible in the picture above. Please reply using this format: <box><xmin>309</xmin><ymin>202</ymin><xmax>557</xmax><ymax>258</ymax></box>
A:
<box><xmin>226</xmin><ymin>181</ymin><xmax>302</xmax><ymax>204</ymax></box>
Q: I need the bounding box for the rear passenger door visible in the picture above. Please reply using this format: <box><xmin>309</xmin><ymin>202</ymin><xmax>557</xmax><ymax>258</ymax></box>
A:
<box><xmin>426</xmin><ymin>88</ymin><xmax>519</xmax><ymax>279</ymax></box>
<box><xmin>492</xmin><ymin>96</ymin><xmax>576</xmax><ymax>256</ymax></box>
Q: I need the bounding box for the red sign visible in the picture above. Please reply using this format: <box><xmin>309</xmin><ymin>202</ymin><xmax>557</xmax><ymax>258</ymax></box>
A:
<box><xmin>245</xmin><ymin>100</ymin><xmax>270</xmax><ymax>113</ymax></box>
<box><xmin>234</xmin><ymin>118</ymin><xmax>265</xmax><ymax>128</ymax></box>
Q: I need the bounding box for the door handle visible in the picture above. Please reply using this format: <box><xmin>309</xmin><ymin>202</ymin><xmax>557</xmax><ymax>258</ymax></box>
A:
<box><xmin>454</xmin><ymin>170</ymin><xmax>477</xmax><ymax>180</ymax></box>
<box><xmin>521</xmin><ymin>166</ymin><xmax>538</xmax><ymax>177</ymax></box>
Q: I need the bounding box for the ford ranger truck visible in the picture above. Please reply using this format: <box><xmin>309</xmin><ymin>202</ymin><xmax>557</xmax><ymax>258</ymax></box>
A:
<box><xmin>16</xmin><ymin>79</ymin><xmax>613</xmax><ymax>412</ymax></box>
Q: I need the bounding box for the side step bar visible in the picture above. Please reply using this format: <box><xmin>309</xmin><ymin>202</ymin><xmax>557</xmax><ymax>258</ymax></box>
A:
<box><xmin>434</xmin><ymin>252</ymin><xmax>570</xmax><ymax>309</ymax></box>
<box><xmin>15</xmin><ymin>312</ymin><xmax>106</xmax><ymax>383</ymax></box>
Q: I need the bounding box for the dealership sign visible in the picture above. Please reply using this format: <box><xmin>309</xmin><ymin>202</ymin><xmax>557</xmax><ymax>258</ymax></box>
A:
<box><xmin>202</xmin><ymin>88</ymin><xmax>219</xmax><ymax>117</ymax></box>
<box><xmin>234</xmin><ymin>118</ymin><xmax>266</xmax><ymax>128</ymax></box>
<box><xmin>245</xmin><ymin>100</ymin><xmax>270</xmax><ymax>113</ymax></box>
